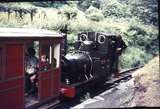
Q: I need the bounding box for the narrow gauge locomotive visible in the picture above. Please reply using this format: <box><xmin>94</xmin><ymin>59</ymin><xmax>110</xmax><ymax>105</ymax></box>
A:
<box><xmin>61</xmin><ymin>32</ymin><xmax>127</xmax><ymax>97</ymax></box>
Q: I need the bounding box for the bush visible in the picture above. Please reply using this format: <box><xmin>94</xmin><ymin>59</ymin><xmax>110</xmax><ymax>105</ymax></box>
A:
<box><xmin>101</xmin><ymin>0</ymin><xmax>131</xmax><ymax>18</ymax></box>
<box><xmin>123</xmin><ymin>24</ymin><xmax>159</xmax><ymax>55</ymax></box>
<box><xmin>58</xmin><ymin>5</ymin><xmax>78</xmax><ymax>20</ymax></box>
<box><xmin>85</xmin><ymin>6</ymin><xmax>104</xmax><ymax>22</ymax></box>
<box><xmin>0</xmin><ymin>1</ymin><xmax>158</xmax><ymax>70</ymax></box>
<box><xmin>120</xmin><ymin>47</ymin><xmax>152</xmax><ymax>69</ymax></box>
<box><xmin>129</xmin><ymin>0</ymin><xmax>158</xmax><ymax>25</ymax></box>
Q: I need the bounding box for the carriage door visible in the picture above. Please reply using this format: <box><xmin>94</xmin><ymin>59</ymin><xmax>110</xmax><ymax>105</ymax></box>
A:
<box><xmin>0</xmin><ymin>42</ymin><xmax>24</xmax><ymax>109</ymax></box>
<box><xmin>38</xmin><ymin>41</ymin><xmax>61</xmax><ymax>101</ymax></box>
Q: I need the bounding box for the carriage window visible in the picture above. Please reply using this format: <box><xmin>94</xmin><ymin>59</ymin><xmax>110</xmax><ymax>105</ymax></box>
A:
<box><xmin>40</xmin><ymin>44</ymin><xmax>51</xmax><ymax>71</ymax></box>
<box><xmin>0</xmin><ymin>47</ymin><xmax>2</xmax><ymax>80</ymax></box>
<box><xmin>34</xmin><ymin>41</ymin><xmax>39</xmax><ymax>58</ymax></box>
<box><xmin>41</xmin><ymin>44</ymin><xmax>50</xmax><ymax>61</ymax></box>
<box><xmin>53</xmin><ymin>44</ymin><xmax>60</xmax><ymax>68</ymax></box>
<box><xmin>26</xmin><ymin>41</ymin><xmax>39</xmax><ymax>57</ymax></box>
<box><xmin>40</xmin><ymin>43</ymin><xmax>60</xmax><ymax>70</ymax></box>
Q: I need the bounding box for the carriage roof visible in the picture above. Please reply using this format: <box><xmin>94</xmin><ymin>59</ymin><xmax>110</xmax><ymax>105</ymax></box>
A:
<box><xmin>0</xmin><ymin>28</ymin><xmax>63</xmax><ymax>39</ymax></box>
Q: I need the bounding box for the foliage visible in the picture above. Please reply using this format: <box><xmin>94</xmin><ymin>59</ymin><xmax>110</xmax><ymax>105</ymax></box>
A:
<box><xmin>58</xmin><ymin>5</ymin><xmax>78</xmax><ymax>20</ymax></box>
<box><xmin>77</xmin><ymin>0</ymin><xmax>93</xmax><ymax>11</ymax></box>
<box><xmin>85</xmin><ymin>6</ymin><xmax>104</xmax><ymax>21</ymax></box>
<box><xmin>120</xmin><ymin>47</ymin><xmax>152</xmax><ymax>68</ymax></box>
<box><xmin>0</xmin><ymin>0</ymin><xmax>158</xmax><ymax>69</ymax></box>
<box><xmin>101</xmin><ymin>0</ymin><xmax>131</xmax><ymax>18</ymax></box>
<box><xmin>31</xmin><ymin>1</ymin><xmax>67</xmax><ymax>8</ymax></box>
<box><xmin>77</xmin><ymin>0</ymin><xmax>102</xmax><ymax>11</ymax></box>
<box><xmin>128</xmin><ymin>0</ymin><xmax>158</xmax><ymax>25</ymax></box>
<box><xmin>123</xmin><ymin>24</ymin><xmax>158</xmax><ymax>55</ymax></box>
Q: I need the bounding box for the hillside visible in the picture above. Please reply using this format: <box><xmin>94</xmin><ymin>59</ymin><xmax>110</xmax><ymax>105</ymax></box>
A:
<box><xmin>131</xmin><ymin>55</ymin><xmax>160</xmax><ymax>107</ymax></box>
<box><xmin>0</xmin><ymin>0</ymin><xmax>159</xmax><ymax>69</ymax></box>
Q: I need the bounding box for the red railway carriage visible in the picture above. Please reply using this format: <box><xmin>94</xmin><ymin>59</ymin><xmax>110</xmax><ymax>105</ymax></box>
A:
<box><xmin>0</xmin><ymin>28</ymin><xmax>63</xmax><ymax>109</ymax></box>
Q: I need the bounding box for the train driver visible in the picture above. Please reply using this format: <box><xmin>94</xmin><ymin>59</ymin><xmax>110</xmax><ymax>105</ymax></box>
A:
<box><xmin>111</xmin><ymin>35</ymin><xmax>127</xmax><ymax>78</ymax></box>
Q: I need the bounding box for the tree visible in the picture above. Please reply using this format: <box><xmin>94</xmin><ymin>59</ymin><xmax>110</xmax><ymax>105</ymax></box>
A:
<box><xmin>57</xmin><ymin>5</ymin><xmax>78</xmax><ymax>33</ymax></box>
<box><xmin>77</xmin><ymin>0</ymin><xmax>102</xmax><ymax>11</ymax></box>
<box><xmin>128</xmin><ymin>0</ymin><xmax>158</xmax><ymax>25</ymax></box>
<box><xmin>85</xmin><ymin>6</ymin><xmax>104</xmax><ymax>22</ymax></box>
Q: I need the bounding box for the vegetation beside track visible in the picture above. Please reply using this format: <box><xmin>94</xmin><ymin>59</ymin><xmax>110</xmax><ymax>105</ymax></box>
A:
<box><xmin>0</xmin><ymin>0</ymin><xmax>158</xmax><ymax>69</ymax></box>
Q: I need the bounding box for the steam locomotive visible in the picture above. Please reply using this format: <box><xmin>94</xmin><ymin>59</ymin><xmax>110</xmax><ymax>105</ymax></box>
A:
<box><xmin>61</xmin><ymin>32</ymin><xmax>127</xmax><ymax>86</ymax></box>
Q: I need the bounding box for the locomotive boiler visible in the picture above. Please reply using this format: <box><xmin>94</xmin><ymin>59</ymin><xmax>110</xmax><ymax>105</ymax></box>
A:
<box><xmin>61</xmin><ymin>32</ymin><xmax>126</xmax><ymax>86</ymax></box>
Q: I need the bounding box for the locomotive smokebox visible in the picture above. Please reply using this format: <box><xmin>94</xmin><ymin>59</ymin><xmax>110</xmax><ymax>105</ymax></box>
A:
<box><xmin>61</xmin><ymin>51</ymin><xmax>92</xmax><ymax>84</ymax></box>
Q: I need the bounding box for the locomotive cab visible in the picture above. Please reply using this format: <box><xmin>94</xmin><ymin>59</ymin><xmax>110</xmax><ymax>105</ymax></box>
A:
<box><xmin>75</xmin><ymin>32</ymin><xmax>113</xmax><ymax>80</ymax></box>
<box><xmin>0</xmin><ymin>28</ymin><xmax>63</xmax><ymax>109</ymax></box>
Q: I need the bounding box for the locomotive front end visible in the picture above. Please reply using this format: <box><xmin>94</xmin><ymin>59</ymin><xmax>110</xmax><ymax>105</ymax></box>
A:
<box><xmin>61</xmin><ymin>32</ymin><xmax>114</xmax><ymax>85</ymax></box>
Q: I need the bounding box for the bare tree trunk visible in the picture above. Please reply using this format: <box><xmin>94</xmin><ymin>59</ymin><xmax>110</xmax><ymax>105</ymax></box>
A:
<box><xmin>7</xmin><ymin>9</ymin><xmax>12</xmax><ymax>20</ymax></box>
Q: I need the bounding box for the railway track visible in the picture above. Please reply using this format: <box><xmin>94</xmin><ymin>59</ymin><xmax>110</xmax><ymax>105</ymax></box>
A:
<box><xmin>39</xmin><ymin>66</ymin><xmax>143</xmax><ymax>109</ymax></box>
<box><xmin>105</xmin><ymin>66</ymin><xmax>143</xmax><ymax>85</ymax></box>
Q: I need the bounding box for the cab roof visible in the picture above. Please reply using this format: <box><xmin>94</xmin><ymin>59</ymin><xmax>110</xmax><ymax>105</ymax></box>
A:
<box><xmin>0</xmin><ymin>28</ymin><xmax>63</xmax><ymax>38</ymax></box>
